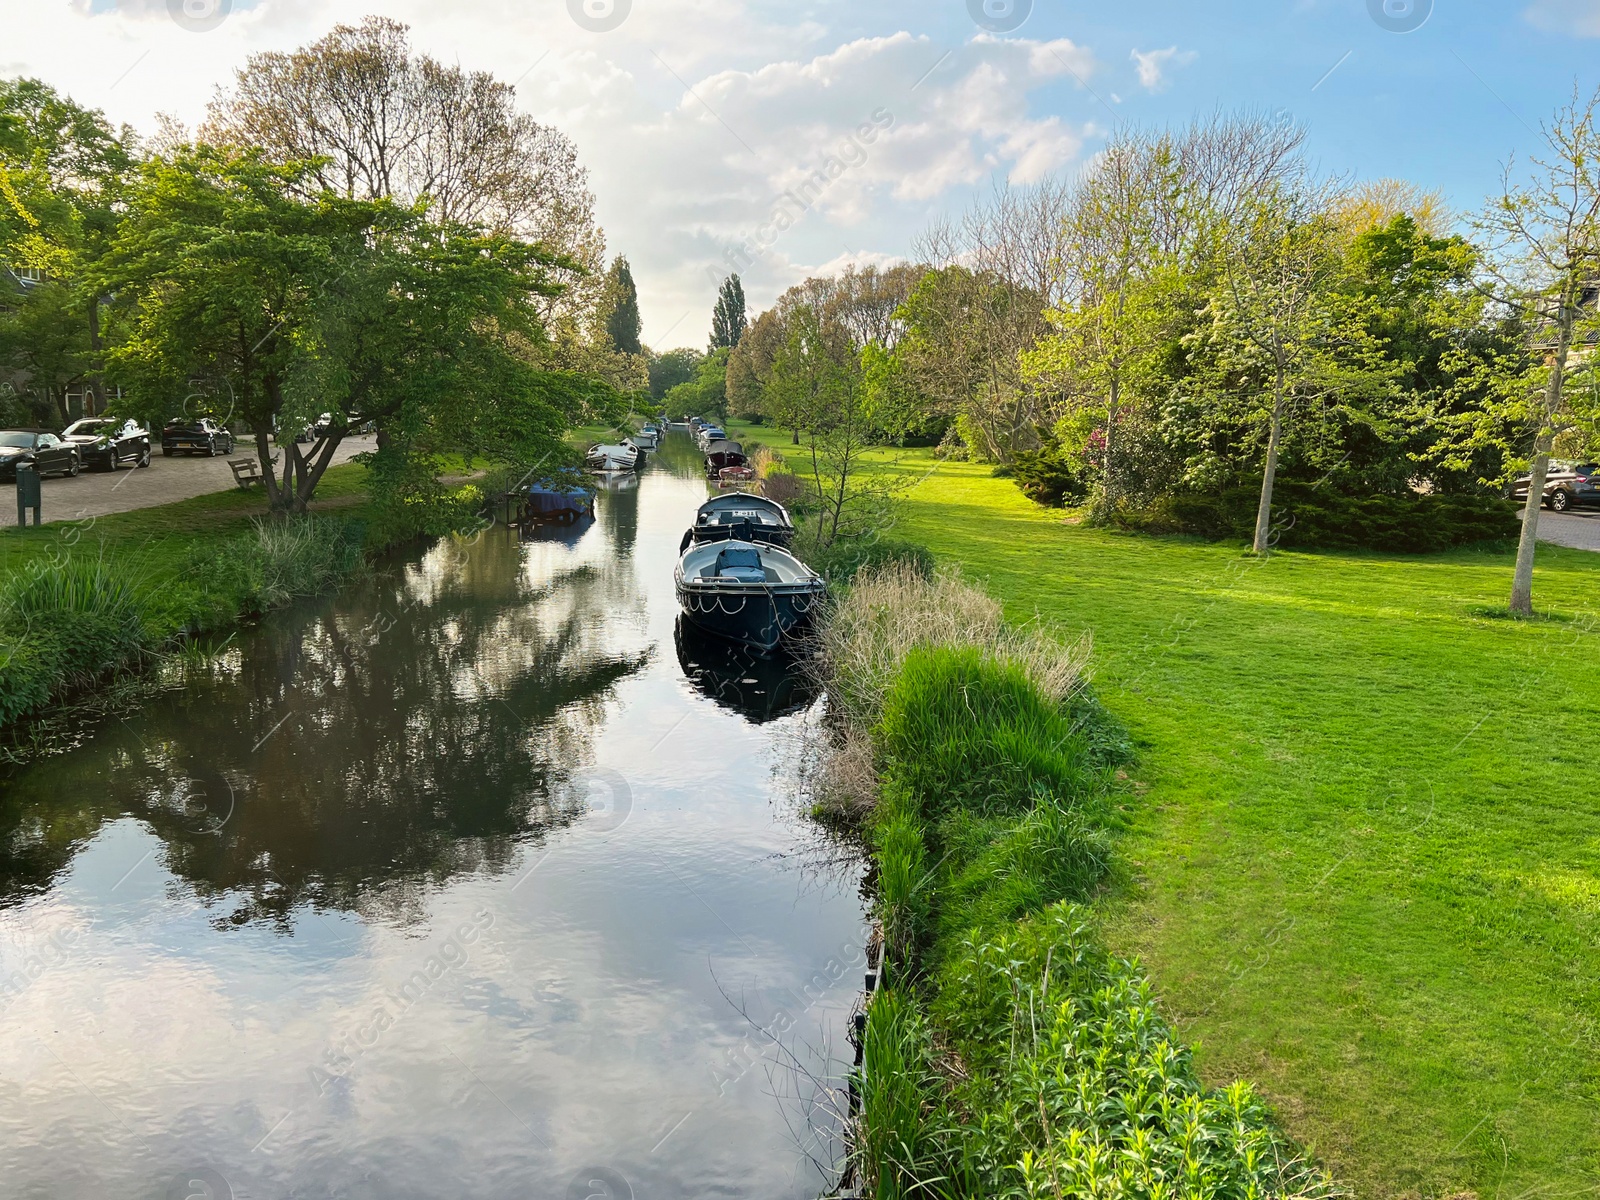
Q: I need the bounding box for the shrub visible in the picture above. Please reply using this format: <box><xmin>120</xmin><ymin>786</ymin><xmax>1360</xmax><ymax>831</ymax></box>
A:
<box><xmin>1114</xmin><ymin>482</ymin><xmax>1520</xmax><ymax>552</ymax></box>
<box><xmin>1010</xmin><ymin>443</ymin><xmax>1088</xmax><ymax>507</ymax></box>
<box><xmin>929</xmin><ymin>906</ymin><xmax>1339</xmax><ymax>1199</ymax></box>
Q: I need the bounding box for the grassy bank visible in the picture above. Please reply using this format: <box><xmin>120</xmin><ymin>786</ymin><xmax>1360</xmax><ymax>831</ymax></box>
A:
<box><xmin>826</xmin><ymin>566</ymin><xmax>1334</xmax><ymax>1196</ymax></box>
<box><xmin>0</xmin><ymin>463</ymin><xmax>377</xmax><ymax>733</ymax></box>
<box><xmin>819</xmin><ymin>449</ymin><xmax>1599</xmax><ymax>1196</ymax></box>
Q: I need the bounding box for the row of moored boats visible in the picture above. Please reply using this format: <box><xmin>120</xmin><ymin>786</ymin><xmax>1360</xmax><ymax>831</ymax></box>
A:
<box><xmin>577</xmin><ymin>420</ymin><xmax>825</xmax><ymax>652</ymax></box>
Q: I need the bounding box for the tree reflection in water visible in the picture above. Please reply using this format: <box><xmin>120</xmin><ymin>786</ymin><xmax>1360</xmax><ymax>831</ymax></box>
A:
<box><xmin>0</xmin><ymin>526</ymin><xmax>649</xmax><ymax>928</ymax></box>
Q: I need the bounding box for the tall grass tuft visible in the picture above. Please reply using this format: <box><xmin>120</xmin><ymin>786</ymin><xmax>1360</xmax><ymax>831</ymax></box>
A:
<box><xmin>879</xmin><ymin>646</ymin><xmax>1091</xmax><ymax>822</ymax></box>
<box><xmin>857</xmin><ymin>986</ymin><xmax>939</xmax><ymax>1200</ymax></box>
<box><xmin>201</xmin><ymin>516</ymin><xmax>369</xmax><ymax>615</ymax></box>
<box><xmin>823</xmin><ymin>562</ymin><xmax>1088</xmax><ymax>729</ymax></box>
<box><xmin>0</xmin><ymin>560</ymin><xmax>151</xmax><ymax>726</ymax></box>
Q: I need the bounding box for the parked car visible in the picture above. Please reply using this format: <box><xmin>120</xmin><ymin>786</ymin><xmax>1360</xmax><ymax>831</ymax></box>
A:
<box><xmin>161</xmin><ymin>418</ymin><xmax>235</xmax><ymax>457</ymax></box>
<box><xmin>61</xmin><ymin>417</ymin><xmax>152</xmax><ymax>471</ymax></box>
<box><xmin>0</xmin><ymin>429</ymin><xmax>80</xmax><ymax>480</ymax></box>
<box><xmin>1510</xmin><ymin>460</ymin><xmax>1600</xmax><ymax>512</ymax></box>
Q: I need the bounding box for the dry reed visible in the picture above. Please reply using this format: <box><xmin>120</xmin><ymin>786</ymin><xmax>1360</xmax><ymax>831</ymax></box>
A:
<box><xmin>822</xmin><ymin>562</ymin><xmax>1089</xmax><ymax>729</ymax></box>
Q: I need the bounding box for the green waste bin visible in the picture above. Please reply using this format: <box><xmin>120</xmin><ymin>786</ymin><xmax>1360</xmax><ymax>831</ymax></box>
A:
<box><xmin>15</xmin><ymin>462</ymin><xmax>40</xmax><ymax>526</ymax></box>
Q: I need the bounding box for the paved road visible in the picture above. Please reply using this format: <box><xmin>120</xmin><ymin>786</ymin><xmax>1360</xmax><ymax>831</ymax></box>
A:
<box><xmin>1538</xmin><ymin>509</ymin><xmax>1600</xmax><ymax>553</ymax></box>
<box><xmin>2</xmin><ymin>436</ymin><xmax>375</xmax><ymax>525</ymax></box>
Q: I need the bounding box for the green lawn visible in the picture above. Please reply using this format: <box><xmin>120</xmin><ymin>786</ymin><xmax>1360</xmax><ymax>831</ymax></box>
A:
<box><xmin>0</xmin><ymin>460</ymin><xmax>371</xmax><ymax>584</ymax></box>
<box><xmin>798</xmin><ymin>445</ymin><xmax>1599</xmax><ymax>1196</ymax></box>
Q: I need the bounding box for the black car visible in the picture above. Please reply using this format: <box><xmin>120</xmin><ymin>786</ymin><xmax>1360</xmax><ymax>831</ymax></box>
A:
<box><xmin>0</xmin><ymin>429</ymin><xmax>80</xmax><ymax>481</ymax></box>
<box><xmin>162</xmin><ymin>418</ymin><xmax>235</xmax><ymax>457</ymax></box>
<box><xmin>1510</xmin><ymin>460</ymin><xmax>1600</xmax><ymax>512</ymax></box>
<box><xmin>61</xmin><ymin>417</ymin><xmax>152</xmax><ymax>471</ymax></box>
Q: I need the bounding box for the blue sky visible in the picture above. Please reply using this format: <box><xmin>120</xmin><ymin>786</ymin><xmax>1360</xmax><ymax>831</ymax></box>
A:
<box><xmin>6</xmin><ymin>0</ymin><xmax>1597</xmax><ymax>346</ymax></box>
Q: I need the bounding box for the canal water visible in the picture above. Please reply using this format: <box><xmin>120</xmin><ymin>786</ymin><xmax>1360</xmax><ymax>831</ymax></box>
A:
<box><xmin>0</xmin><ymin>433</ymin><xmax>865</xmax><ymax>1199</ymax></box>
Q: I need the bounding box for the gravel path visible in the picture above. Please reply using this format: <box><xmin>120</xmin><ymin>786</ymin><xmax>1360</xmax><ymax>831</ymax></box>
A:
<box><xmin>2</xmin><ymin>437</ymin><xmax>375</xmax><ymax>526</ymax></box>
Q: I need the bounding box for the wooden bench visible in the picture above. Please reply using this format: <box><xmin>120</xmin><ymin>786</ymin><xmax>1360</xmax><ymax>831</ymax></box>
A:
<box><xmin>228</xmin><ymin>455</ymin><xmax>277</xmax><ymax>490</ymax></box>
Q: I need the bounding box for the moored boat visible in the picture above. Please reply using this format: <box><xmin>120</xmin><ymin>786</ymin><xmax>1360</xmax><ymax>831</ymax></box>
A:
<box><xmin>631</xmin><ymin>426</ymin><xmax>661</xmax><ymax>451</ymax></box>
<box><xmin>679</xmin><ymin>492</ymin><xmax>796</xmax><ymax>552</ymax></box>
<box><xmin>585</xmin><ymin>442</ymin><xmax>640</xmax><ymax>472</ymax></box>
<box><xmin>718</xmin><ymin>464</ymin><xmax>755</xmax><ymax>487</ymax></box>
<box><xmin>520</xmin><ymin>484</ymin><xmax>594</xmax><ymax>524</ymax></box>
<box><xmin>703</xmin><ymin>438</ymin><xmax>747</xmax><ymax>478</ymax></box>
<box><xmin>674</xmin><ymin>539</ymin><xmax>826</xmax><ymax>651</ymax></box>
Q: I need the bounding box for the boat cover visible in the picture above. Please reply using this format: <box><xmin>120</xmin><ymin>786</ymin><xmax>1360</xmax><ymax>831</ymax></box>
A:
<box><xmin>713</xmin><ymin>544</ymin><xmax>768</xmax><ymax>583</ymax></box>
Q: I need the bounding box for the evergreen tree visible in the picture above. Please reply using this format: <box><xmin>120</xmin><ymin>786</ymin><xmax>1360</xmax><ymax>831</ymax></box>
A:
<box><xmin>710</xmin><ymin>273</ymin><xmax>747</xmax><ymax>350</ymax></box>
<box><xmin>604</xmin><ymin>256</ymin><xmax>642</xmax><ymax>355</ymax></box>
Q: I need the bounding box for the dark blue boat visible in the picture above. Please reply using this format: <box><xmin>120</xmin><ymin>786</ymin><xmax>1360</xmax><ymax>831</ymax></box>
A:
<box><xmin>521</xmin><ymin>485</ymin><xmax>594</xmax><ymax>524</ymax></box>
<box><xmin>674</xmin><ymin>539</ymin><xmax>827</xmax><ymax>652</ymax></box>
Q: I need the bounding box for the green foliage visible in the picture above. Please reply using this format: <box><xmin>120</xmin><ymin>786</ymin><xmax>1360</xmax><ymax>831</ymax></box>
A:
<box><xmin>198</xmin><ymin>516</ymin><xmax>369</xmax><ymax>616</ymax></box>
<box><xmin>1115</xmin><ymin>480</ymin><xmax>1521</xmax><ymax>551</ymax></box>
<box><xmin>647</xmin><ymin>347</ymin><xmax>703</xmax><ymax>399</ymax></box>
<box><xmin>928</xmin><ymin>907</ymin><xmax>1333</xmax><ymax>1199</ymax></box>
<box><xmin>845</xmin><ymin>624</ymin><xmax>1326</xmax><ymax>1197</ymax></box>
<box><xmin>0</xmin><ymin>560</ymin><xmax>149</xmax><ymax>724</ymax></box>
<box><xmin>0</xmin><ymin>514</ymin><xmax>369</xmax><ymax>729</ymax></box>
<box><xmin>1009</xmin><ymin>442</ymin><xmax>1087</xmax><ymax>507</ymax></box>
<box><xmin>602</xmin><ymin>256</ymin><xmax>642</xmax><ymax>355</ymax></box>
<box><xmin>662</xmin><ymin>347</ymin><xmax>730</xmax><ymax>420</ymax></box>
<box><xmin>878</xmin><ymin>646</ymin><xmax>1091</xmax><ymax>822</ymax></box>
<box><xmin>710</xmin><ymin>273</ymin><xmax>747</xmax><ymax>350</ymax></box>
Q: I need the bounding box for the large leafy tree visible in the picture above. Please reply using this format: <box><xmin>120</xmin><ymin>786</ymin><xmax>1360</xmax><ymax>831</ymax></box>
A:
<box><xmin>0</xmin><ymin>79</ymin><xmax>132</xmax><ymax>421</ymax></box>
<box><xmin>100</xmin><ymin>146</ymin><xmax>595</xmax><ymax>513</ymax></box>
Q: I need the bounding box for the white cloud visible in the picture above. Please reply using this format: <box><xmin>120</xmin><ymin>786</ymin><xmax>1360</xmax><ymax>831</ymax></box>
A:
<box><xmin>1</xmin><ymin>1</ymin><xmax>1103</xmax><ymax>346</ymax></box>
<box><xmin>1524</xmin><ymin>0</ymin><xmax>1600</xmax><ymax>34</ymax></box>
<box><xmin>1130</xmin><ymin>45</ymin><xmax>1197</xmax><ymax>93</ymax></box>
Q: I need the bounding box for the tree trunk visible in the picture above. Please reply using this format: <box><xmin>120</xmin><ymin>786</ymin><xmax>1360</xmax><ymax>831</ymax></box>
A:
<box><xmin>86</xmin><ymin>296</ymin><xmax>105</xmax><ymax>418</ymax></box>
<box><xmin>1510</xmin><ymin>301</ymin><xmax>1574</xmax><ymax>616</ymax></box>
<box><xmin>1252</xmin><ymin>367</ymin><xmax>1287</xmax><ymax>555</ymax></box>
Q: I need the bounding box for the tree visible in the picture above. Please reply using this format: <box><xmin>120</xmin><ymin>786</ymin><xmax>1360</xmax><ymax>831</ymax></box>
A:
<box><xmin>1198</xmin><ymin>185</ymin><xmax>1384</xmax><ymax>553</ymax></box>
<box><xmin>1472</xmin><ymin>84</ymin><xmax>1600</xmax><ymax>616</ymax></box>
<box><xmin>101</xmin><ymin>147</ymin><xmax>591</xmax><ymax>514</ymax></box>
<box><xmin>662</xmin><ymin>348</ymin><xmax>728</xmax><ymax>420</ymax></box>
<box><xmin>602</xmin><ymin>256</ymin><xmax>642</xmax><ymax>355</ymax></box>
<box><xmin>646</xmin><ymin>347</ymin><xmax>702</xmax><ymax>399</ymax></box>
<box><xmin>203</xmin><ymin>16</ymin><xmax>604</xmax><ymax>322</ymax></box>
<box><xmin>1023</xmin><ymin>130</ymin><xmax>1179</xmax><ymax>515</ymax></box>
<box><xmin>0</xmin><ymin>79</ymin><xmax>133</xmax><ymax>416</ymax></box>
<box><xmin>710</xmin><ymin>273</ymin><xmax>747</xmax><ymax>349</ymax></box>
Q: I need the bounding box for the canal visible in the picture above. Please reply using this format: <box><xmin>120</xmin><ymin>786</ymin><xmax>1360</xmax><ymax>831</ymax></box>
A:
<box><xmin>0</xmin><ymin>433</ymin><xmax>865</xmax><ymax>1199</ymax></box>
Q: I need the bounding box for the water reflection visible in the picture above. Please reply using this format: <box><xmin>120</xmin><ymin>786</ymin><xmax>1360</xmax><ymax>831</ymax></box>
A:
<box><xmin>675</xmin><ymin>616</ymin><xmax>821</xmax><ymax>725</ymax></box>
<box><xmin>0</xmin><ymin>433</ymin><xmax>863</xmax><ymax>1200</ymax></box>
<box><xmin>2</xmin><ymin>530</ymin><xmax>648</xmax><ymax>929</ymax></box>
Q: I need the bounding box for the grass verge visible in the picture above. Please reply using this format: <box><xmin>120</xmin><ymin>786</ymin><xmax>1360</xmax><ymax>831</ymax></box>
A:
<box><xmin>0</xmin><ymin>460</ymin><xmax>438</xmax><ymax>737</ymax></box>
<box><xmin>817</xmin><ymin>449</ymin><xmax>1600</xmax><ymax>1197</ymax></box>
<box><xmin>823</xmin><ymin>566</ymin><xmax>1338</xmax><ymax>1197</ymax></box>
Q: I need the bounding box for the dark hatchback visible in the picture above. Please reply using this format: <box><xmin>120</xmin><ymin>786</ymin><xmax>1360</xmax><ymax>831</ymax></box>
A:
<box><xmin>61</xmin><ymin>417</ymin><xmax>152</xmax><ymax>470</ymax></box>
<box><xmin>161</xmin><ymin>418</ymin><xmax>235</xmax><ymax>457</ymax></box>
<box><xmin>1510</xmin><ymin>460</ymin><xmax>1600</xmax><ymax>512</ymax></box>
<box><xmin>0</xmin><ymin>429</ymin><xmax>80</xmax><ymax>481</ymax></box>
